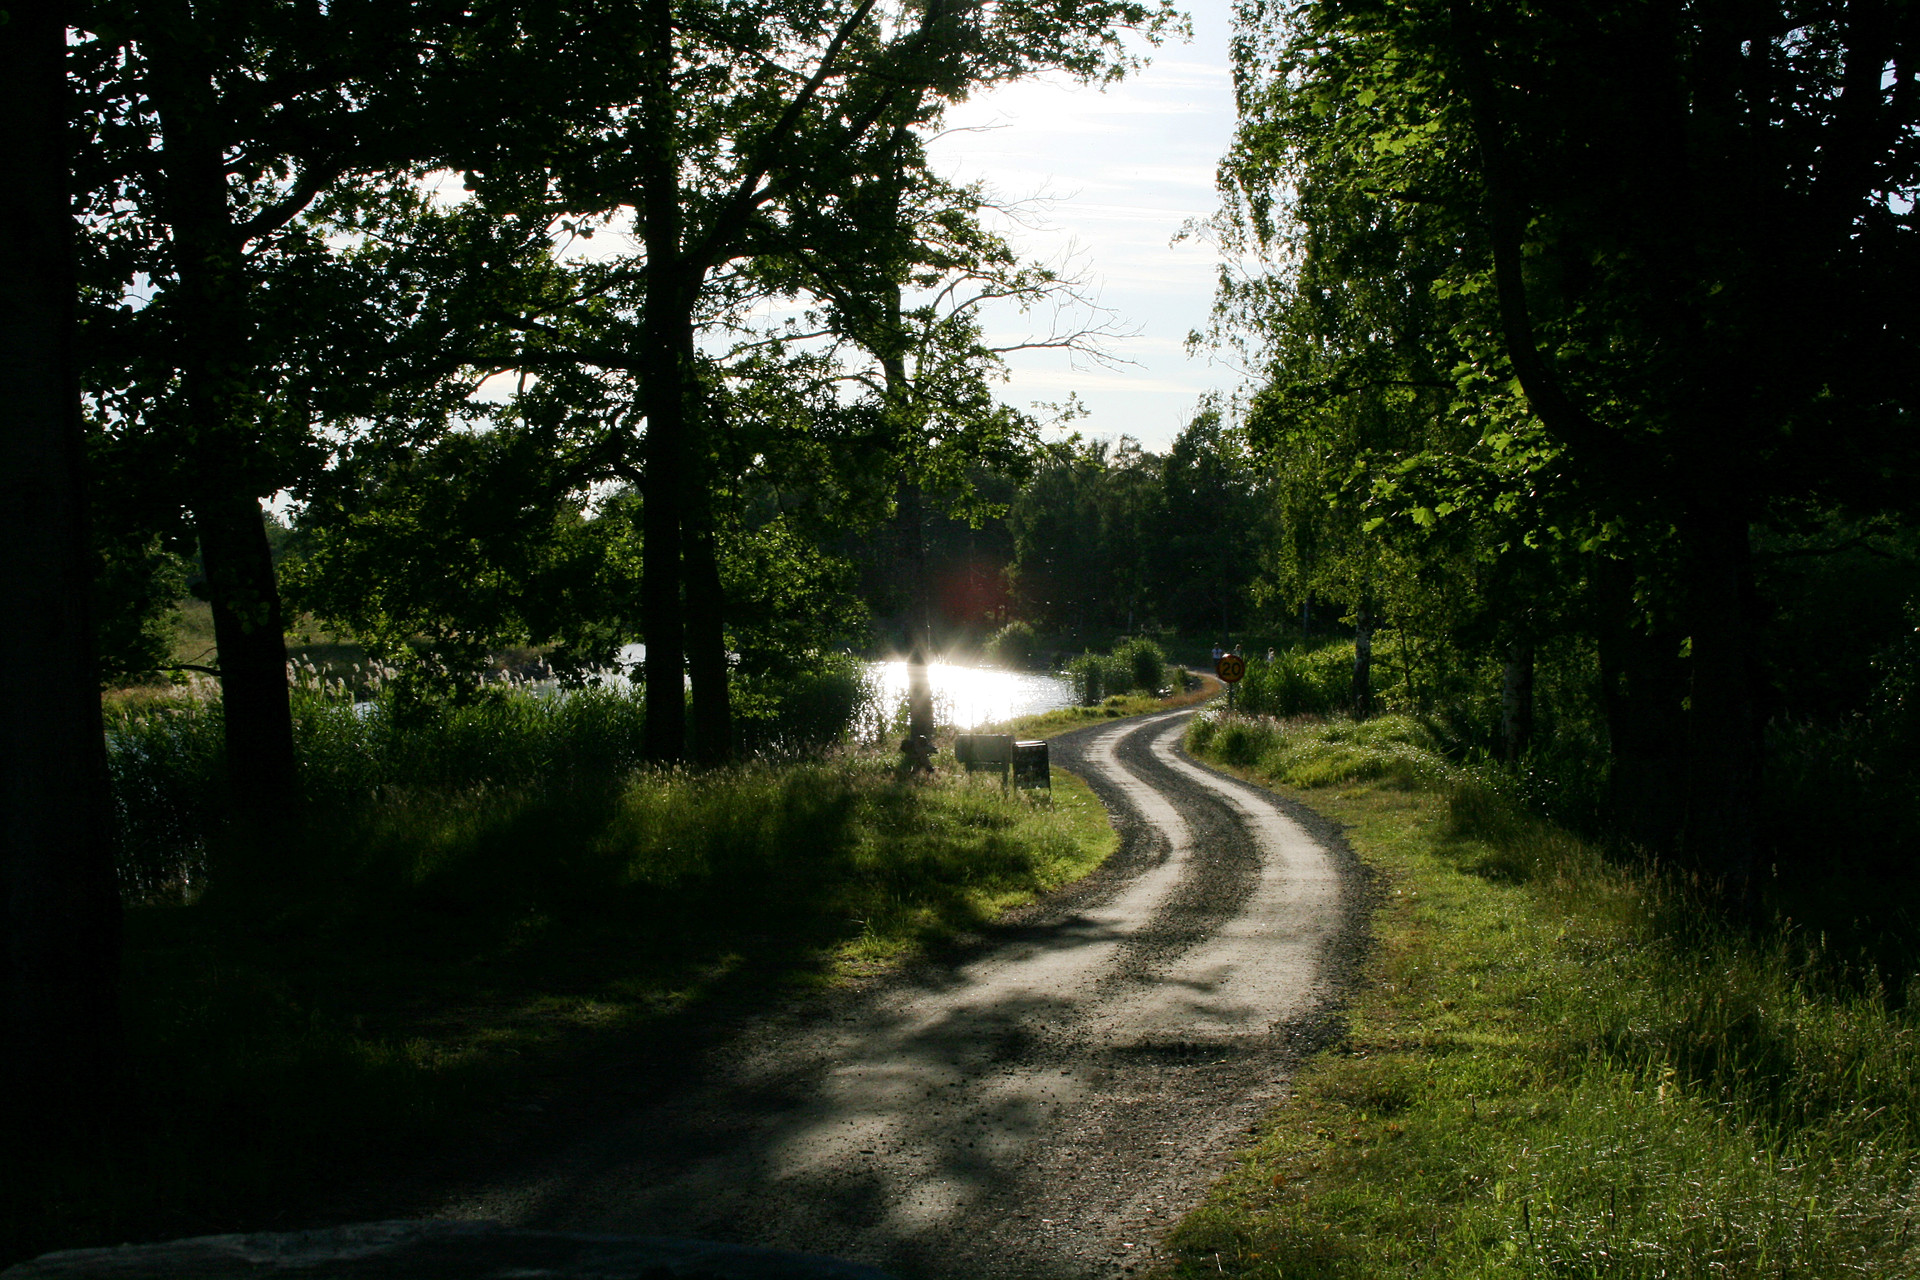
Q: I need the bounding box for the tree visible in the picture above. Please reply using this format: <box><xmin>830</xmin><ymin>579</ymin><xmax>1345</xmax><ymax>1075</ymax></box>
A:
<box><xmin>1218</xmin><ymin>0</ymin><xmax>1918</xmax><ymax>881</ymax></box>
<box><xmin>3</xmin><ymin>0</ymin><xmax>124</xmax><ymax>1131</ymax></box>
<box><xmin>73</xmin><ymin>0</ymin><xmax>650</xmax><ymax>822</ymax></box>
<box><xmin>1152</xmin><ymin>407</ymin><xmax>1268</xmax><ymax>635</ymax></box>
<box><xmin>443</xmin><ymin>0</ymin><xmax>1174</xmax><ymax>763</ymax></box>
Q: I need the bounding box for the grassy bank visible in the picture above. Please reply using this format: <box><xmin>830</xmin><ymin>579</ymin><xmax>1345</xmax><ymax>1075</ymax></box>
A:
<box><xmin>9</xmin><ymin>743</ymin><xmax>1114</xmax><ymax>1267</ymax></box>
<box><xmin>1161</xmin><ymin>712</ymin><xmax>1920</xmax><ymax>1278</ymax></box>
<box><xmin>985</xmin><ymin>674</ymin><xmax>1220</xmax><ymax>741</ymax></box>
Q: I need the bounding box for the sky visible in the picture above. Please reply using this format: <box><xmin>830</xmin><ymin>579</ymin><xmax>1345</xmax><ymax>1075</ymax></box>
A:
<box><xmin>923</xmin><ymin>0</ymin><xmax>1243</xmax><ymax>454</ymax></box>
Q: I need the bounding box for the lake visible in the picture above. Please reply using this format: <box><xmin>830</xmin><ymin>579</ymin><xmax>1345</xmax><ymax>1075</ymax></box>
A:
<box><xmin>614</xmin><ymin>644</ymin><xmax>1077</xmax><ymax>729</ymax></box>
<box><xmin>865</xmin><ymin>659</ymin><xmax>1077</xmax><ymax>729</ymax></box>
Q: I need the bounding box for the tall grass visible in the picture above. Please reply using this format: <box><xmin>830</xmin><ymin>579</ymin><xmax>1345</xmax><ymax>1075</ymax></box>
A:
<box><xmin>1172</xmin><ymin>710</ymin><xmax>1920</xmax><ymax>1278</ymax></box>
<box><xmin>105</xmin><ymin>660</ymin><xmax>878</xmax><ymax>903</ymax></box>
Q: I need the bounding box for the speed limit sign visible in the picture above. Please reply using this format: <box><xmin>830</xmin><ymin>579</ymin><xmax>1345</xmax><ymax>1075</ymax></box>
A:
<box><xmin>1215</xmin><ymin>652</ymin><xmax>1246</xmax><ymax>684</ymax></box>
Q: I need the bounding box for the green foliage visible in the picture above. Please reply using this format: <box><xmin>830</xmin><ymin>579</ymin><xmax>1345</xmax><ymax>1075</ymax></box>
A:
<box><xmin>1116</xmin><ymin>636</ymin><xmax>1170</xmax><ymax>694</ymax></box>
<box><xmin>1065</xmin><ymin>652</ymin><xmax>1127</xmax><ymax>705</ymax></box>
<box><xmin>730</xmin><ymin>655</ymin><xmax>875</xmax><ymax>756</ymax></box>
<box><xmin>1006</xmin><ymin>415</ymin><xmax>1273</xmax><ymax>635</ymax></box>
<box><xmin>1205</xmin><ymin>0</ymin><xmax>1920</xmax><ymax>877</ymax></box>
<box><xmin>103</xmin><ymin>669</ymin><xmax>891</xmax><ymax>902</ymax></box>
<box><xmin>285</xmin><ymin>432</ymin><xmax>646</xmax><ymax>684</ymax></box>
<box><xmin>1066</xmin><ymin>637</ymin><xmax>1168</xmax><ymax>705</ymax></box>
<box><xmin>716</xmin><ymin>515</ymin><xmax>870</xmax><ymax>678</ymax></box>
<box><xmin>90</xmin><ymin>530</ymin><xmax>192</xmax><ymax>682</ymax></box>
<box><xmin>1230</xmin><ymin>643</ymin><xmax>1356</xmax><ymax>719</ymax></box>
<box><xmin>984</xmin><ymin>620</ymin><xmax>1040</xmax><ymax>668</ymax></box>
<box><xmin>105</xmin><ymin>699</ymin><xmax>228</xmax><ymax>903</ymax></box>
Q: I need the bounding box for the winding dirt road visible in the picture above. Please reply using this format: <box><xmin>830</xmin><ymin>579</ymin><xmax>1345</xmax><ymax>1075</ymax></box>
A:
<box><xmin>438</xmin><ymin>708</ymin><xmax>1359</xmax><ymax>1279</ymax></box>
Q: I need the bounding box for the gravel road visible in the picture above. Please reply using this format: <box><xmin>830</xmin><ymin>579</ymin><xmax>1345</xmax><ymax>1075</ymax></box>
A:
<box><xmin>437</xmin><ymin>708</ymin><xmax>1362</xmax><ymax>1279</ymax></box>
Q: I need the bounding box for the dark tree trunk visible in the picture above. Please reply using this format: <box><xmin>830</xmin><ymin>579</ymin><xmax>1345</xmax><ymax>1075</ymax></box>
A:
<box><xmin>1501</xmin><ymin>638</ymin><xmax>1535</xmax><ymax>763</ymax></box>
<box><xmin>875</xmin><ymin>280</ymin><xmax>933</xmax><ymax>759</ymax></box>
<box><xmin>681</xmin><ymin>372</ymin><xmax>734</xmax><ymax>765</ymax></box>
<box><xmin>153</xmin><ymin>45</ymin><xmax>303</xmax><ymax>822</ymax></box>
<box><xmin>1595</xmin><ymin>556</ymin><xmax>1688</xmax><ymax>852</ymax></box>
<box><xmin>638</xmin><ymin>332</ymin><xmax>687</xmax><ymax>763</ymax></box>
<box><xmin>637</xmin><ymin>0</ymin><xmax>687</xmax><ymax>763</ymax></box>
<box><xmin>1351</xmin><ymin>603</ymin><xmax>1374</xmax><ymax>719</ymax></box>
<box><xmin>1677</xmin><ymin>501</ymin><xmax>1759</xmax><ymax>887</ymax></box>
<box><xmin>685</xmin><ymin>503</ymin><xmax>732</xmax><ymax>766</ymax></box>
<box><xmin>194</xmin><ymin>494</ymin><xmax>297</xmax><ymax>828</ymax></box>
<box><xmin>1</xmin><ymin>0</ymin><xmax>125</xmax><ymax>1131</ymax></box>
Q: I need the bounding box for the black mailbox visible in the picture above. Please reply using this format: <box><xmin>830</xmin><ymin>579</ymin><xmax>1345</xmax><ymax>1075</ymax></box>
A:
<box><xmin>1012</xmin><ymin>740</ymin><xmax>1050</xmax><ymax>790</ymax></box>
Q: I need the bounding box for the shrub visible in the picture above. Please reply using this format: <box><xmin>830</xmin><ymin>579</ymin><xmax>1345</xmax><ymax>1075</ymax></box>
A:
<box><xmin>1066</xmin><ymin>651</ymin><xmax>1129</xmax><ymax>705</ymax></box>
<box><xmin>984</xmin><ymin>620</ymin><xmax>1040</xmax><ymax>669</ymax></box>
<box><xmin>1067</xmin><ymin>638</ymin><xmax>1171</xmax><ymax>704</ymax></box>
<box><xmin>1234</xmin><ymin>641</ymin><xmax>1355</xmax><ymax>717</ymax></box>
<box><xmin>1113</xmin><ymin>637</ymin><xmax>1169</xmax><ymax>694</ymax></box>
<box><xmin>733</xmin><ymin>654</ymin><xmax>875</xmax><ymax>754</ymax></box>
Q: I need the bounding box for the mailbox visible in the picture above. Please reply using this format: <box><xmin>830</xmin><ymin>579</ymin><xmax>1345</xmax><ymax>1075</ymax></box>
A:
<box><xmin>955</xmin><ymin>733</ymin><xmax>1014</xmax><ymax>776</ymax></box>
<box><xmin>1013</xmin><ymin>740</ymin><xmax>1050</xmax><ymax>790</ymax></box>
<box><xmin>955</xmin><ymin>734</ymin><xmax>1050</xmax><ymax>789</ymax></box>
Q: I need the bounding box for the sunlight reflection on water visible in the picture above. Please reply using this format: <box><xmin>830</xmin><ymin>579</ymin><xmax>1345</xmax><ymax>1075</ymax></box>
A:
<box><xmin>867</xmin><ymin>660</ymin><xmax>1075</xmax><ymax>730</ymax></box>
<box><xmin>558</xmin><ymin>645</ymin><xmax>1077</xmax><ymax>729</ymax></box>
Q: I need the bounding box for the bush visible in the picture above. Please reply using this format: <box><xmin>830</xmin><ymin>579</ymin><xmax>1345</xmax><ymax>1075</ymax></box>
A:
<box><xmin>1114</xmin><ymin>637</ymin><xmax>1169</xmax><ymax>694</ymax></box>
<box><xmin>733</xmin><ymin>654</ymin><xmax>875</xmax><ymax>754</ymax></box>
<box><xmin>1233</xmin><ymin>641</ymin><xmax>1355</xmax><ymax>718</ymax></box>
<box><xmin>984</xmin><ymin>620</ymin><xmax>1040</xmax><ymax>669</ymax></box>
<box><xmin>1066</xmin><ymin>638</ymin><xmax>1170</xmax><ymax>705</ymax></box>
<box><xmin>1066</xmin><ymin>651</ymin><xmax>1128</xmax><ymax>705</ymax></box>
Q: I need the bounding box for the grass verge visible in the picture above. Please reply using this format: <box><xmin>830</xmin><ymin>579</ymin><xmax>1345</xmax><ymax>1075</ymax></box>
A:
<box><xmin>985</xmin><ymin>674</ymin><xmax>1221</xmax><ymax>741</ymax></box>
<box><xmin>1159</xmin><ymin>711</ymin><xmax>1920</xmax><ymax>1279</ymax></box>
<box><xmin>7</xmin><ymin>754</ymin><xmax>1114</xmax><ymax>1267</ymax></box>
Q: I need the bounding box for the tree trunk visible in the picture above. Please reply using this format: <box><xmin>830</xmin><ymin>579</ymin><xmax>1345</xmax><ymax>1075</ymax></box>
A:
<box><xmin>638</xmin><ymin>331</ymin><xmax>687</xmax><ymax>764</ymax></box>
<box><xmin>153</xmin><ymin>46</ymin><xmax>302</xmax><ymax>822</ymax></box>
<box><xmin>684</xmin><ymin>502</ymin><xmax>732</xmax><ymax>766</ymax></box>
<box><xmin>1501</xmin><ymin>638</ymin><xmax>1535</xmax><ymax>763</ymax></box>
<box><xmin>681</xmin><ymin>371</ymin><xmax>735</xmax><ymax>766</ymax></box>
<box><xmin>1677</xmin><ymin>501</ymin><xmax>1758</xmax><ymax>887</ymax></box>
<box><xmin>1351</xmin><ymin>603</ymin><xmax>1374</xmax><ymax>719</ymax></box>
<box><xmin>1594</xmin><ymin>555</ymin><xmax>1688</xmax><ymax>852</ymax></box>
<box><xmin>1</xmin><ymin>0</ymin><xmax>124</xmax><ymax>1132</ymax></box>
<box><xmin>637</xmin><ymin>0</ymin><xmax>687</xmax><ymax>763</ymax></box>
<box><xmin>873</xmin><ymin>278</ymin><xmax>934</xmax><ymax>761</ymax></box>
<box><xmin>903</xmin><ymin>485</ymin><xmax>936</xmax><ymax>756</ymax></box>
<box><xmin>195</xmin><ymin>493</ymin><xmax>297</xmax><ymax>830</ymax></box>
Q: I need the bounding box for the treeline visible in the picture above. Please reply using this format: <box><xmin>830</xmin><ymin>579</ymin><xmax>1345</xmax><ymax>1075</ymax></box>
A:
<box><xmin>1200</xmin><ymin>0</ymin><xmax>1919</xmax><ymax>902</ymax></box>
<box><xmin>1005</xmin><ymin>413</ymin><xmax>1271</xmax><ymax>636</ymax></box>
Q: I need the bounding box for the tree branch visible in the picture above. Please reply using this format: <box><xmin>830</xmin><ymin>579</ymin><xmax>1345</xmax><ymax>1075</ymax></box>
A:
<box><xmin>1446</xmin><ymin>2</ymin><xmax>1646</xmax><ymax>485</ymax></box>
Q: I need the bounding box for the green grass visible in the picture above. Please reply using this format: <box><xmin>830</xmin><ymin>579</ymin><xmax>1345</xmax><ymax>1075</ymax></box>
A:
<box><xmin>1160</xmin><ymin>712</ymin><xmax>1920</xmax><ymax>1279</ymax></box>
<box><xmin>985</xmin><ymin>675</ymin><xmax>1221</xmax><ymax>741</ymax></box>
<box><xmin>7</xmin><ymin>752</ymin><xmax>1115</xmax><ymax>1268</ymax></box>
